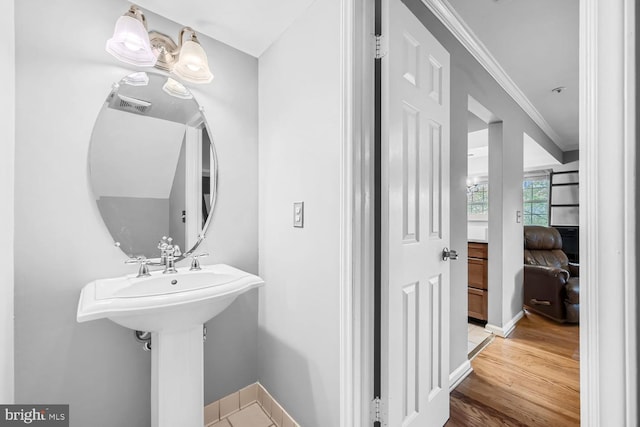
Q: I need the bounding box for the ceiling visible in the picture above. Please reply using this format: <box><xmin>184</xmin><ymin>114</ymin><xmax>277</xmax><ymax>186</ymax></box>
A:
<box><xmin>447</xmin><ymin>0</ymin><xmax>579</xmax><ymax>151</ymax></box>
<box><xmin>133</xmin><ymin>0</ymin><xmax>316</xmax><ymax>58</ymax></box>
<box><xmin>132</xmin><ymin>0</ymin><xmax>578</xmax><ymax>152</ymax></box>
<box><xmin>467</xmin><ymin>128</ymin><xmax>561</xmax><ymax>177</ymax></box>
<box><xmin>468</xmin><ymin>111</ymin><xmax>488</xmax><ymax>133</ymax></box>
<box><xmin>112</xmin><ymin>73</ymin><xmax>202</xmax><ymax>125</ymax></box>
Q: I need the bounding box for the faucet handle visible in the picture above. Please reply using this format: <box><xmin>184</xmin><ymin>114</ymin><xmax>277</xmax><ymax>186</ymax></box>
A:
<box><xmin>125</xmin><ymin>256</ymin><xmax>151</xmax><ymax>278</ymax></box>
<box><xmin>158</xmin><ymin>236</ymin><xmax>169</xmax><ymax>249</ymax></box>
<box><xmin>189</xmin><ymin>253</ymin><xmax>209</xmax><ymax>271</ymax></box>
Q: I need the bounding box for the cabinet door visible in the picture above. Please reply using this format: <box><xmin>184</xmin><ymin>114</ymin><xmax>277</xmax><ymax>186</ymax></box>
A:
<box><xmin>468</xmin><ymin>242</ymin><xmax>488</xmax><ymax>259</ymax></box>
<box><xmin>468</xmin><ymin>288</ymin><xmax>488</xmax><ymax>321</ymax></box>
<box><xmin>468</xmin><ymin>258</ymin><xmax>488</xmax><ymax>290</ymax></box>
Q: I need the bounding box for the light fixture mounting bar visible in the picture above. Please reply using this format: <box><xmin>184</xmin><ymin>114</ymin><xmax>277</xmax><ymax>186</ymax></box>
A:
<box><xmin>149</xmin><ymin>31</ymin><xmax>179</xmax><ymax>72</ymax></box>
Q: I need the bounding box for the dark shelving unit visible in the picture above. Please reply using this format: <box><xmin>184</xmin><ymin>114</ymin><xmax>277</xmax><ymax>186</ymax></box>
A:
<box><xmin>549</xmin><ymin>170</ymin><xmax>579</xmax><ymax>262</ymax></box>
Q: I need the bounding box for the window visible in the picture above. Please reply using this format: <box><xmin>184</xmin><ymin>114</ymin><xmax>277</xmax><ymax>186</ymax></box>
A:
<box><xmin>466</xmin><ymin>173</ymin><xmax>551</xmax><ymax>225</ymax></box>
<box><xmin>467</xmin><ymin>182</ymin><xmax>489</xmax><ymax>220</ymax></box>
<box><xmin>522</xmin><ymin>174</ymin><xmax>550</xmax><ymax>225</ymax></box>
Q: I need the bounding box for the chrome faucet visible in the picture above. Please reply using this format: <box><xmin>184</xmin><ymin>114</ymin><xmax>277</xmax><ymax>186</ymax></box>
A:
<box><xmin>125</xmin><ymin>256</ymin><xmax>151</xmax><ymax>278</ymax></box>
<box><xmin>157</xmin><ymin>236</ymin><xmax>170</xmax><ymax>266</ymax></box>
<box><xmin>127</xmin><ymin>237</ymin><xmax>183</xmax><ymax>276</ymax></box>
<box><xmin>189</xmin><ymin>252</ymin><xmax>209</xmax><ymax>271</ymax></box>
<box><xmin>163</xmin><ymin>238</ymin><xmax>181</xmax><ymax>274</ymax></box>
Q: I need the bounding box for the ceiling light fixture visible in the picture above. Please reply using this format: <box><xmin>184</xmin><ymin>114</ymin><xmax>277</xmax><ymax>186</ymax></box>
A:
<box><xmin>106</xmin><ymin>7</ymin><xmax>213</xmax><ymax>85</ymax></box>
<box><xmin>552</xmin><ymin>86</ymin><xmax>566</xmax><ymax>94</ymax></box>
<box><xmin>106</xmin><ymin>6</ymin><xmax>157</xmax><ymax>67</ymax></box>
<box><xmin>466</xmin><ymin>177</ymin><xmax>480</xmax><ymax>195</ymax></box>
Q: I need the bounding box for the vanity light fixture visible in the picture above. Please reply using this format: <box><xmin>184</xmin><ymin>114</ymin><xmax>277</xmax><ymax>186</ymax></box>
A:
<box><xmin>150</xmin><ymin>28</ymin><xmax>214</xmax><ymax>84</ymax></box>
<box><xmin>162</xmin><ymin>78</ymin><xmax>193</xmax><ymax>99</ymax></box>
<box><xmin>106</xmin><ymin>6</ymin><xmax>157</xmax><ymax>67</ymax></box>
<box><xmin>106</xmin><ymin>7</ymin><xmax>213</xmax><ymax>84</ymax></box>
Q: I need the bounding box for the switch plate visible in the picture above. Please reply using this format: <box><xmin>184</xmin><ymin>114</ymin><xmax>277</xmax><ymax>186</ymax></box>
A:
<box><xmin>293</xmin><ymin>202</ymin><xmax>304</xmax><ymax>228</ymax></box>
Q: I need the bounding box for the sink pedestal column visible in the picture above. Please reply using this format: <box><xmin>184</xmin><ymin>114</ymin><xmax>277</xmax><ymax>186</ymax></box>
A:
<box><xmin>151</xmin><ymin>325</ymin><xmax>204</xmax><ymax>427</ymax></box>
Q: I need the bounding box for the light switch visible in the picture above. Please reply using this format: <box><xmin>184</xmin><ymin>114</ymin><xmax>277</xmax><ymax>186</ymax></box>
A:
<box><xmin>293</xmin><ymin>202</ymin><xmax>304</xmax><ymax>228</ymax></box>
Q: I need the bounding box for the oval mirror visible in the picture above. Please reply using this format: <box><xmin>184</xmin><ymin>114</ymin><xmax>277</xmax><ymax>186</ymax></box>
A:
<box><xmin>89</xmin><ymin>72</ymin><xmax>217</xmax><ymax>260</ymax></box>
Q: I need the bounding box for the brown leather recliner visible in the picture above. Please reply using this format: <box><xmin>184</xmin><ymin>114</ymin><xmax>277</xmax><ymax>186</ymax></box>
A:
<box><xmin>523</xmin><ymin>226</ymin><xmax>579</xmax><ymax>323</ymax></box>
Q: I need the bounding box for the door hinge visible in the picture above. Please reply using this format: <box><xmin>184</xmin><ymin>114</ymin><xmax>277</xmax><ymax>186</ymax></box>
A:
<box><xmin>374</xmin><ymin>34</ymin><xmax>385</xmax><ymax>59</ymax></box>
<box><xmin>371</xmin><ymin>396</ymin><xmax>385</xmax><ymax>425</ymax></box>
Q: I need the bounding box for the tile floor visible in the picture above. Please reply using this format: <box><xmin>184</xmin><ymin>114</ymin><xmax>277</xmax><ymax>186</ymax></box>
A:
<box><xmin>206</xmin><ymin>328</ymin><xmax>492</xmax><ymax>427</ymax></box>
<box><xmin>205</xmin><ymin>383</ymin><xmax>299</xmax><ymax>427</ymax></box>
<box><xmin>467</xmin><ymin>322</ymin><xmax>493</xmax><ymax>358</ymax></box>
<box><xmin>209</xmin><ymin>403</ymin><xmax>274</xmax><ymax>427</ymax></box>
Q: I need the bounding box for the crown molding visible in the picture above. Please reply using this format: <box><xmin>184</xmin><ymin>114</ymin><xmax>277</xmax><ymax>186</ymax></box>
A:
<box><xmin>419</xmin><ymin>0</ymin><xmax>563</xmax><ymax>147</ymax></box>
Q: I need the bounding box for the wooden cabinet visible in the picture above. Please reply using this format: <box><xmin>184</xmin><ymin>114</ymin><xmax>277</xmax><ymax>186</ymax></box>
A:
<box><xmin>468</xmin><ymin>242</ymin><xmax>488</xmax><ymax>321</ymax></box>
<box><xmin>468</xmin><ymin>288</ymin><xmax>487</xmax><ymax>321</ymax></box>
<box><xmin>468</xmin><ymin>243</ymin><xmax>487</xmax><ymax>259</ymax></box>
<box><xmin>468</xmin><ymin>258</ymin><xmax>488</xmax><ymax>290</ymax></box>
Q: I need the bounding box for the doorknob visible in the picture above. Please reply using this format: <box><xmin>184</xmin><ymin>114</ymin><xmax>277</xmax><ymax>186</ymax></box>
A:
<box><xmin>442</xmin><ymin>247</ymin><xmax>458</xmax><ymax>261</ymax></box>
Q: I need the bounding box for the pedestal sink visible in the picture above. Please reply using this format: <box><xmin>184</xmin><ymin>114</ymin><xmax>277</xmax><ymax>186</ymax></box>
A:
<box><xmin>77</xmin><ymin>264</ymin><xmax>264</xmax><ymax>427</ymax></box>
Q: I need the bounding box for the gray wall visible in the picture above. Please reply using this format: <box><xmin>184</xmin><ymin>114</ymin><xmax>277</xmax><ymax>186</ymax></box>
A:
<box><xmin>564</xmin><ymin>149</ymin><xmax>579</xmax><ymax>163</ymax></box>
<box><xmin>14</xmin><ymin>1</ymin><xmax>258</xmax><ymax>425</ymax></box>
<box><xmin>258</xmin><ymin>0</ymin><xmax>342</xmax><ymax>426</ymax></box>
<box><xmin>637</xmin><ymin>4</ymin><xmax>640</xmax><ymax>412</ymax></box>
<box><xmin>96</xmin><ymin>197</ymin><xmax>170</xmax><ymax>257</ymax></box>
<box><xmin>403</xmin><ymin>0</ymin><xmax>565</xmax><ymax>375</ymax></box>
<box><xmin>168</xmin><ymin>138</ymin><xmax>187</xmax><ymax>249</ymax></box>
<box><xmin>0</xmin><ymin>0</ymin><xmax>15</xmax><ymax>404</ymax></box>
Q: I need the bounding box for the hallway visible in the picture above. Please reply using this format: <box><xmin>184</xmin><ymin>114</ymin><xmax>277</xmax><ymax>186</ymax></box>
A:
<box><xmin>447</xmin><ymin>311</ymin><xmax>580</xmax><ymax>426</ymax></box>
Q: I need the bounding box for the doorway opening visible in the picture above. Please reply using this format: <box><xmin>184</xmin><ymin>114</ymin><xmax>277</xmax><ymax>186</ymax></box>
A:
<box><xmin>466</xmin><ymin>108</ymin><xmax>492</xmax><ymax>358</ymax></box>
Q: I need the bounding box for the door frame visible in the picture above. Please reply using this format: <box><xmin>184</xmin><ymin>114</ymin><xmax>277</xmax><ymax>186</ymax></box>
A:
<box><xmin>579</xmin><ymin>0</ymin><xmax>637</xmax><ymax>424</ymax></box>
<box><xmin>341</xmin><ymin>0</ymin><xmax>637</xmax><ymax>425</ymax></box>
<box><xmin>339</xmin><ymin>0</ymin><xmax>376</xmax><ymax>425</ymax></box>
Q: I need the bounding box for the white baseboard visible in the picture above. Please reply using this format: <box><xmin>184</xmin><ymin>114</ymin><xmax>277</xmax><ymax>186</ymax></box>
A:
<box><xmin>485</xmin><ymin>310</ymin><xmax>524</xmax><ymax>338</ymax></box>
<box><xmin>449</xmin><ymin>360</ymin><xmax>473</xmax><ymax>392</ymax></box>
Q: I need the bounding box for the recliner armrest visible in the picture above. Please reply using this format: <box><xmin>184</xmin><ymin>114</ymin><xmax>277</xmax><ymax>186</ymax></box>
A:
<box><xmin>524</xmin><ymin>264</ymin><xmax>569</xmax><ymax>284</ymax></box>
<box><xmin>568</xmin><ymin>262</ymin><xmax>579</xmax><ymax>277</ymax></box>
<box><xmin>523</xmin><ymin>265</ymin><xmax>569</xmax><ymax>320</ymax></box>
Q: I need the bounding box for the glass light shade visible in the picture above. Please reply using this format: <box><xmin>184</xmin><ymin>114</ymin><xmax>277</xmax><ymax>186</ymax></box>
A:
<box><xmin>172</xmin><ymin>40</ymin><xmax>213</xmax><ymax>84</ymax></box>
<box><xmin>162</xmin><ymin>78</ymin><xmax>193</xmax><ymax>99</ymax></box>
<box><xmin>106</xmin><ymin>15</ymin><xmax>157</xmax><ymax>67</ymax></box>
<box><xmin>122</xmin><ymin>72</ymin><xmax>149</xmax><ymax>86</ymax></box>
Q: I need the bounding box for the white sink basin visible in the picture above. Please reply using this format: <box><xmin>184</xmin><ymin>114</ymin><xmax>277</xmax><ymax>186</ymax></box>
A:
<box><xmin>77</xmin><ymin>263</ymin><xmax>263</xmax><ymax>427</ymax></box>
<box><xmin>77</xmin><ymin>264</ymin><xmax>263</xmax><ymax>332</ymax></box>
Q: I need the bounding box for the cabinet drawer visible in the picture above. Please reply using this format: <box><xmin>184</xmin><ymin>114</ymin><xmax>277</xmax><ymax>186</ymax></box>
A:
<box><xmin>468</xmin><ymin>287</ymin><xmax>488</xmax><ymax>321</ymax></box>
<box><xmin>468</xmin><ymin>242</ymin><xmax>488</xmax><ymax>259</ymax></box>
<box><xmin>468</xmin><ymin>258</ymin><xmax>488</xmax><ymax>290</ymax></box>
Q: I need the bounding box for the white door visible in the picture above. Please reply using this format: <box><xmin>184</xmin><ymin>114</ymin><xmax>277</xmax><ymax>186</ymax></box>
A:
<box><xmin>381</xmin><ymin>0</ymin><xmax>451</xmax><ymax>425</ymax></box>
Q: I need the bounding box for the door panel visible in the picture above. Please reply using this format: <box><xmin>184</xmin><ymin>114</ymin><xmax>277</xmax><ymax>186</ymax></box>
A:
<box><xmin>382</xmin><ymin>0</ymin><xmax>451</xmax><ymax>425</ymax></box>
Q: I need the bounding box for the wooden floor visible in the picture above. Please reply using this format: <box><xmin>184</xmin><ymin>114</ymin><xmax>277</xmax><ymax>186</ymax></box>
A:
<box><xmin>446</xmin><ymin>311</ymin><xmax>580</xmax><ymax>427</ymax></box>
